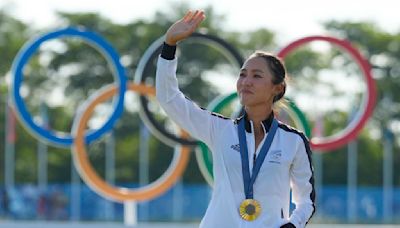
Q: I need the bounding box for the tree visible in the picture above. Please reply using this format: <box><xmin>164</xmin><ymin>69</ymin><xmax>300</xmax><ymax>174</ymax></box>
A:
<box><xmin>0</xmin><ymin>6</ymin><xmax>398</xmax><ymax>187</ymax></box>
<box><xmin>321</xmin><ymin>21</ymin><xmax>400</xmax><ymax>186</ymax></box>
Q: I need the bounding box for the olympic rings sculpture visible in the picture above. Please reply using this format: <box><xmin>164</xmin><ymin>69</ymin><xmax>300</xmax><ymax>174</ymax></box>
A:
<box><xmin>10</xmin><ymin>27</ymin><xmax>376</xmax><ymax>201</ymax></box>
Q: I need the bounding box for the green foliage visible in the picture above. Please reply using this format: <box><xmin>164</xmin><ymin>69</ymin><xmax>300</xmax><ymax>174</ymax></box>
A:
<box><xmin>0</xmin><ymin>10</ymin><xmax>31</xmax><ymax>76</ymax></box>
<box><xmin>323</xmin><ymin>21</ymin><xmax>400</xmax><ymax>185</ymax></box>
<box><xmin>322</xmin><ymin>129</ymin><xmax>384</xmax><ymax>186</ymax></box>
<box><xmin>0</xmin><ymin>6</ymin><xmax>398</xmax><ymax>187</ymax></box>
<box><xmin>324</xmin><ymin>21</ymin><xmax>400</xmax><ymax>121</ymax></box>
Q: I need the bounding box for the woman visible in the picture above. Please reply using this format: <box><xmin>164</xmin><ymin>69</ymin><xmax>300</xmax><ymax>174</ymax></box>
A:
<box><xmin>156</xmin><ymin>10</ymin><xmax>315</xmax><ymax>228</ymax></box>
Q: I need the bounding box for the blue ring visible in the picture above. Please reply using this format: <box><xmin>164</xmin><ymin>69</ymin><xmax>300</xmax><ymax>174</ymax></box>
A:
<box><xmin>11</xmin><ymin>27</ymin><xmax>127</xmax><ymax>147</ymax></box>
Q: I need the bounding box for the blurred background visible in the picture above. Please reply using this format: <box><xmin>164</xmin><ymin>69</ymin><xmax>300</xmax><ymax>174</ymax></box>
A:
<box><xmin>0</xmin><ymin>0</ymin><xmax>399</xmax><ymax>227</ymax></box>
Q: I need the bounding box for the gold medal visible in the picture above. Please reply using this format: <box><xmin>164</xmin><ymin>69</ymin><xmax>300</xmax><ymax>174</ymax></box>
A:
<box><xmin>239</xmin><ymin>199</ymin><xmax>261</xmax><ymax>221</ymax></box>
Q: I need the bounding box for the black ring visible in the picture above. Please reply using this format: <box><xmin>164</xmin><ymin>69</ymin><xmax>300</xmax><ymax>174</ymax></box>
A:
<box><xmin>135</xmin><ymin>32</ymin><xmax>244</xmax><ymax>146</ymax></box>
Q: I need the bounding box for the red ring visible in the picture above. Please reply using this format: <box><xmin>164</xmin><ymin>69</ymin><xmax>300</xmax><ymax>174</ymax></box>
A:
<box><xmin>278</xmin><ymin>36</ymin><xmax>377</xmax><ymax>151</ymax></box>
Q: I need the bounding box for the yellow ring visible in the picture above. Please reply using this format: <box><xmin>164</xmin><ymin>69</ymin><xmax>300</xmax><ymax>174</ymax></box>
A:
<box><xmin>71</xmin><ymin>83</ymin><xmax>190</xmax><ymax>202</ymax></box>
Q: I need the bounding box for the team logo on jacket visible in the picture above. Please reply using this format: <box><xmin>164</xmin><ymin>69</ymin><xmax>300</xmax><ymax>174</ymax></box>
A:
<box><xmin>269</xmin><ymin>150</ymin><xmax>282</xmax><ymax>163</ymax></box>
<box><xmin>230</xmin><ymin>144</ymin><xmax>240</xmax><ymax>152</ymax></box>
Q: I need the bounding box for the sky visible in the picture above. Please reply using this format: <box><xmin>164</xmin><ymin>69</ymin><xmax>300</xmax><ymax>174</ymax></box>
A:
<box><xmin>0</xmin><ymin>0</ymin><xmax>399</xmax><ymax>44</ymax></box>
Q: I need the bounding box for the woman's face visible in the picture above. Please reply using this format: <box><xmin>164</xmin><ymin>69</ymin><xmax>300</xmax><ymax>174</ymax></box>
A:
<box><xmin>236</xmin><ymin>56</ymin><xmax>282</xmax><ymax>107</ymax></box>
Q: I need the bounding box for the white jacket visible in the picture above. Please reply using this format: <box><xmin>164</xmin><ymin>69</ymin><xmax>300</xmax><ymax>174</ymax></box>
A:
<box><xmin>156</xmin><ymin>56</ymin><xmax>315</xmax><ymax>228</ymax></box>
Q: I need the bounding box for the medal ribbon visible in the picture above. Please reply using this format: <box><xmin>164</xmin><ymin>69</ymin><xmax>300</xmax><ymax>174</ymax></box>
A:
<box><xmin>238</xmin><ymin>117</ymin><xmax>278</xmax><ymax>199</ymax></box>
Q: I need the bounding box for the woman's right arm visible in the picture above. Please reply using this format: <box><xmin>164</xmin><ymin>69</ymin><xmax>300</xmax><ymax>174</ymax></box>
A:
<box><xmin>156</xmin><ymin>49</ymin><xmax>223</xmax><ymax>147</ymax></box>
<box><xmin>156</xmin><ymin>10</ymin><xmax>224</xmax><ymax>147</ymax></box>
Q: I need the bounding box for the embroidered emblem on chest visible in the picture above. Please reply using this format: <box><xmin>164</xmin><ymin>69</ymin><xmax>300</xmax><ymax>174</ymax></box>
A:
<box><xmin>269</xmin><ymin>150</ymin><xmax>282</xmax><ymax>163</ymax></box>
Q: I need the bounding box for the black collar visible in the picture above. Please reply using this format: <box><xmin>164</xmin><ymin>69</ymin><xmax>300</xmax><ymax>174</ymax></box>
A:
<box><xmin>236</xmin><ymin>112</ymin><xmax>274</xmax><ymax>133</ymax></box>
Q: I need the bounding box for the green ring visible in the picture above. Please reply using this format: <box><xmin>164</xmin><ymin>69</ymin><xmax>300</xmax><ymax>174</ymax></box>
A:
<box><xmin>286</xmin><ymin>97</ymin><xmax>311</xmax><ymax>138</ymax></box>
<box><xmin>196</xmin><ymin>92</ymin><xmax>311</xmax><ymax>186</ymax></box>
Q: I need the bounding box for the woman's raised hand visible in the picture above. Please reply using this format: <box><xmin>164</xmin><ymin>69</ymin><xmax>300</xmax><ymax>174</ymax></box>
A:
<box><xmin>165</xmin><ymin>10</ymin><xmax>206</xmax><ymax>46</ymax></box>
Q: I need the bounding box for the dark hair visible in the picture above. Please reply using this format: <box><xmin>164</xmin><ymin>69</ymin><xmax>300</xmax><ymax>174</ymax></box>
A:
<box><xmin>249</xmin><ymin>51</ymin><xmax>287</xmax><ymax>103</ymax></box>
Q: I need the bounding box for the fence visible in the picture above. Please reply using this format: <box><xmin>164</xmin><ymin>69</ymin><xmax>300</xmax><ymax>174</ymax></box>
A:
<box><xmin>0</xmin><ymin>183</ymin><xmax>399</xmax><ymax>224</ymax></box>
